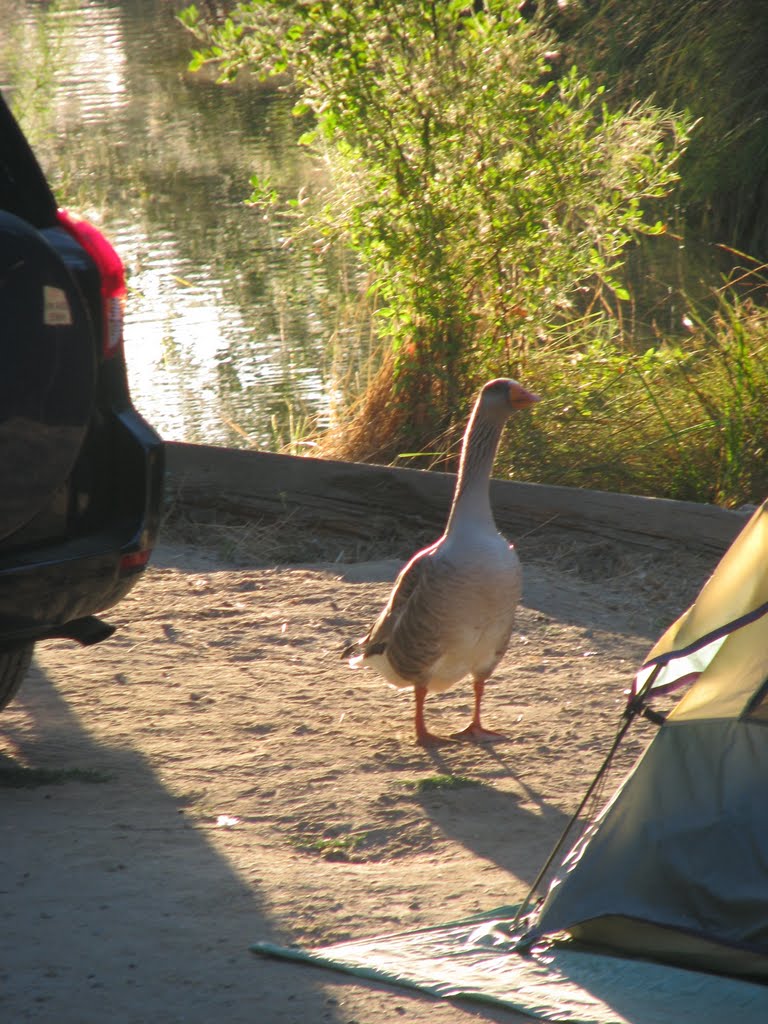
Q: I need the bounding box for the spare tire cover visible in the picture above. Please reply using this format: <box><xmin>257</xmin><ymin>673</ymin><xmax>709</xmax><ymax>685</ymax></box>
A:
<box><xmin>0</xmin><ymin>210</ymin><xmax>96</xmax><ymax>540</ymax></box>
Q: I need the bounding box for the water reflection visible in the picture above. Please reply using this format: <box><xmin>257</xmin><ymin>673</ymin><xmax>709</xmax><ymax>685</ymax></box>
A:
<box><xmin>0</xmin><ymin>0</ymin><xmax>341</xmax><ymax>449</ymax></box>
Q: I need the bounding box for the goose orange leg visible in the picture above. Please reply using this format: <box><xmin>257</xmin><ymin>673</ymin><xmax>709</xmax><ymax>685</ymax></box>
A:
<box><xmin>451</xmin><ymin>678</ymin><xmax>506</xmax><ymax>742</ymax></box>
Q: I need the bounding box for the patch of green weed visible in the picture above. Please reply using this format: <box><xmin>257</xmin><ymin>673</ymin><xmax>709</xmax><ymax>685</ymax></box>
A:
<box><xmin>294</xmin><ymin>831</ymin><xmax>367</xmax><ymax>860</ymax></box>
<box><xmin>0</xmin><ymin>763</ymin><xmax>112</xmax><ymax>789</ymax></box>
<box><xmin>402</xmin><ymin>773</ymin><xmax>481</xmax><ymax>794</ymax></box>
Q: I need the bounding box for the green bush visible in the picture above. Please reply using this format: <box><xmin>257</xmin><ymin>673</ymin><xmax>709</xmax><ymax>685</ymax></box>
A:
<box><xmin>180</xmin><ymin>0</ymin><xmax>690</xmax><ymax>447</ymax></box>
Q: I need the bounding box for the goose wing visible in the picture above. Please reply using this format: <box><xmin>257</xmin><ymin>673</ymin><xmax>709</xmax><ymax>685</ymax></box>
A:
<box><xmin>342</xmin><ymin>539</ymin><xmax>440</xmax><ymax>662</ymax></box>
<box><xmin>381</xmin><ymin>546</ymin><xmax>462</xmax><ymax>683</ymax></box>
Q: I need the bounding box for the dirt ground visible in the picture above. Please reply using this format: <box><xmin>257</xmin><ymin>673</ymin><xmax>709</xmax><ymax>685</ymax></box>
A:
<box><xmin>0</xmin><ymin>518</ymin><xmax>720</xmax><ymax>1023</ymax></box>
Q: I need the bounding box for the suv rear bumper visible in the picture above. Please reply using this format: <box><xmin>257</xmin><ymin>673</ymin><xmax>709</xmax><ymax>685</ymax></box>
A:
<box><xmin>0</xmin><ymin>422</ymin><xmax>164</xmax><ymax>644</ymax></box>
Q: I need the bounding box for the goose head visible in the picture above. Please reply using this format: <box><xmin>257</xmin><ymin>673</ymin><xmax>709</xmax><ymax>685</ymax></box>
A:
<box><xmin>448</xmin><ymin>377</ymin><xmax>540</xmax><ymax>529</ymax></box>
<box><xmin>479</xmin><ymin>378</ymin><xmax>541</xmax><ymax>419</ymax></box>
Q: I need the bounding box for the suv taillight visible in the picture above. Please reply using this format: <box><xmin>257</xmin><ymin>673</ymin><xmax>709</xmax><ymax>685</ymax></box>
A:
<box><xmin>57</xmin><ymin>209</ymin><xmax>126</xmax><ymax>358</ymax></box>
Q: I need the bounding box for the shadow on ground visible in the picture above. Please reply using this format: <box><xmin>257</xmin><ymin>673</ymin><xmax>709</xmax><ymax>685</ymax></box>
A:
<box><xmin>0</xmin><ymin>659</ymin><xmax>533</xmax><ymax>1024</ymax></box>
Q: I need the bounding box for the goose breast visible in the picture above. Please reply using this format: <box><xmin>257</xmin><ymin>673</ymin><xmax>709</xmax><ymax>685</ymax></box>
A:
<box><xmin>384</xmin><ymin>530</ymin><xmax>522</xmax><ymax>693</ymax></box>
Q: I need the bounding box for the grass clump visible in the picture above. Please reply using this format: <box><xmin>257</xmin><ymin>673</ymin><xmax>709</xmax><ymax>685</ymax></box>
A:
<box><xmin>293</xmin><ymin>828</ymin><xmax>368</xmax><ymax>860</ymax></box>
<box><xmin>0</xmin><ymin>759</ymin><xmax>112</xmax><ymax>788</ymax></box>
<box><xmin>505</xmin><ymin>274</ymin><xmax>768</xmax><ymax>507</ymax></box>
<box><xmin>402</xmin><ymin>773</ymin><xmax>481</xmax><ymax>794</ymax></box>
<box><xmin>317</xmin><ymin>280</ymin><xmax>768</xmax><ymax>508</ymax></box>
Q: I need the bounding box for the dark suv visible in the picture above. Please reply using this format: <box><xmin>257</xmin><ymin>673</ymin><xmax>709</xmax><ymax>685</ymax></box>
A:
<box><xmin>0</xmin><ymin>91</ymin><xmax>164</xmax><ymax>710</ymax></box>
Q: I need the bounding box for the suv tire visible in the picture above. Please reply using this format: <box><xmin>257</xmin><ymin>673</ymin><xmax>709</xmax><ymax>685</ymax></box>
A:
<box><xmin>0</xmin><ymin>642</ymin><xmax>35</xmax><ymax>711</ymax></box>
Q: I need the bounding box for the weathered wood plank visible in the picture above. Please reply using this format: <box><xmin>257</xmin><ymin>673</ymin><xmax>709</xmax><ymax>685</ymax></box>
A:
<box><xmin>165</xmin><ymin>441</ymin><xmax>747</xmax><ymax>555</ymax></box>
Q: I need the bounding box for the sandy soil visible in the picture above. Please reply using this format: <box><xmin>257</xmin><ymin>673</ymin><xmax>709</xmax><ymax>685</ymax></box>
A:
<box><xmin>0</xmin><ymin>523</ymin><xmax>718</xmax><ymax>1023</ymax></box>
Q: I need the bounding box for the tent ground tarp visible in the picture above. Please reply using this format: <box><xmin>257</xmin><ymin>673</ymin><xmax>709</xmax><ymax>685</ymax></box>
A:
<box><xmin>251</xmin><ymin>906</ymin><xmax>768</xmax><ymax>1024</ymax></box>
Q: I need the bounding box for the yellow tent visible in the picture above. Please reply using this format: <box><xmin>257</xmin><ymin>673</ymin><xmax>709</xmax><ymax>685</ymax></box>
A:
<box><xmin>520</xmin><ymin>499</ymin><xmax>768</xmax><ymax>981</ymax></box>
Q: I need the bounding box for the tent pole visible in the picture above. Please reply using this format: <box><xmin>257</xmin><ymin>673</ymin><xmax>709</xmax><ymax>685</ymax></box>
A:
<box><xmin>512</xmin><ymin>663</ymin><xmax>664</xmax><ymax>934</ymax></box>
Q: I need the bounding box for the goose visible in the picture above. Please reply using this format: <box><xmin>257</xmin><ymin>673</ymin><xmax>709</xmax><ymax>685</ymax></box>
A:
<box><xmin>342</xmin><ymin>378</ymin><xmax>540</xmax><ymax>745</ymax></box>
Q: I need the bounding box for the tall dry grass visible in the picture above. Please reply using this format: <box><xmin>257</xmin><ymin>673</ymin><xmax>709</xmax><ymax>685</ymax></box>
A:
<box><xmin>312</xmin><ymin>273</ymin><xmax>768</xmax><ymax>509</ymax></box>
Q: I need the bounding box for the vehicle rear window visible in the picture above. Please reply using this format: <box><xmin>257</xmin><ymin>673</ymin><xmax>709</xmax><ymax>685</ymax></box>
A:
<box><xmin>0</xmin><ymin>92</ymin><xmax>58</xmax><ymax>228</ymax></box>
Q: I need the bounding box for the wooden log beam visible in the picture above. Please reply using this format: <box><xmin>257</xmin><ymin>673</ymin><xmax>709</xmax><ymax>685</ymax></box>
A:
<box><xmin>165</xmin><ymin>442</ymin><xmax>747</xmax><ymax>555</ymax></box>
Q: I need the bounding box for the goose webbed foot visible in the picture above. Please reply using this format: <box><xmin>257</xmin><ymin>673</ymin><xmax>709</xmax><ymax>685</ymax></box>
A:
<box><xmin>450</xmin><ymin>722</ymin><xmax>507</xmax><ymax>743</ymax></box>
<box><xmin>451</xmin><ymin>678</ymin><xmax>507</xmax><ymax>741</ymax></box>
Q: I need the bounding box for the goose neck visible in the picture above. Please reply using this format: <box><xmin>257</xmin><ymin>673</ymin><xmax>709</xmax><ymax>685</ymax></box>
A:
<box><xmin>446</xmin><ymin>414</ymin><xmax>504</xmax><ymax>531</ymax></box>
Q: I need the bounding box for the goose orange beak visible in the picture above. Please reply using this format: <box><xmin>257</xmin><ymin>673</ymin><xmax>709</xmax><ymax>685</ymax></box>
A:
<box><xmin>508</xmin><ymin>382</ymin><xmax>541</xmax><ymax>410</ymax></box>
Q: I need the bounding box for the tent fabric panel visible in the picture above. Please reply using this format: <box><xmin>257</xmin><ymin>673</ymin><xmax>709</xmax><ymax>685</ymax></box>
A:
<box><xmin>632</xmin><ymin>633</ymin><xmax>725</xmax><ymax>698</ymax></box>
<box><xmin>526</xmin><ymin>719</ymin><xmax>768</xmax><ymax>967</ymax></box>
<box><xmin>668</xmin><ymin>612</ymin><xmax>768</xmax><ymax>721</ymax></box>
<box><xmin>639</xmin><ymin>501</ymin><xmax>768</xmax><ymax>702</ymax></box>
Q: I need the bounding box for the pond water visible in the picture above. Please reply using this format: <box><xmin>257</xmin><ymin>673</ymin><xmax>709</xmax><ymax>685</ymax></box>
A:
<box><xmin>0</xmin><ymin>0</ymin><xmax>347</xmax><ymax>450</ymax></box>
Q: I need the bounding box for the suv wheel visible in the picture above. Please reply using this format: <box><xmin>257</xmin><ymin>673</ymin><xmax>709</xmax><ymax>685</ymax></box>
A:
<box><xmin>0</xmin><ymin>642</ymin><xmax>34</xmax><ymax>711</ymax></box>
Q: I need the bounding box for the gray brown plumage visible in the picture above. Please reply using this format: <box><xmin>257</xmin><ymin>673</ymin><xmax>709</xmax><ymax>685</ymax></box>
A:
<box><xmin>342</xmin><ymin>378</ymin><xmax>540</xmax><ymax>744</ymax></box>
